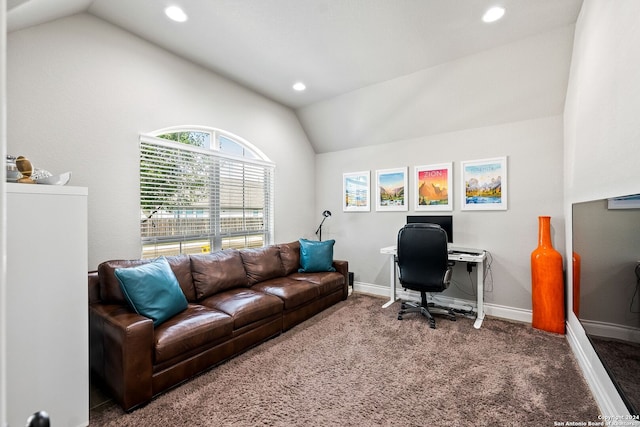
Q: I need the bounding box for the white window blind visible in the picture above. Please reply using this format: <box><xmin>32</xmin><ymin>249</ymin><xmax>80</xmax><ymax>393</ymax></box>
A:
<box><xmin>140</xmin><ymin>133</ymin><xmax>274</xmax><ymax>258</ymax></box>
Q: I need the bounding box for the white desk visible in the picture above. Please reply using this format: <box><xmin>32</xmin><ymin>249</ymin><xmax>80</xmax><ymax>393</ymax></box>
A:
<box><xmin>380</xmin><ymin>245</ymin><xmax>487</xmax><ymax>329</ymax></box>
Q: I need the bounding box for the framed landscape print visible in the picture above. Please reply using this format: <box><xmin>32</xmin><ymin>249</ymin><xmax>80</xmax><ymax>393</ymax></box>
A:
<box><xmin>414</xmin><ymin>163</ymin><xmax>452</xmax><ymax>211</ymax></box>
<box><xmin>607</xmin><ymin>194</ymin><xmax>640</xmax><ymax>209</ymax></box>
<box><xmin>460</xmin><ymin>157</ymin><xmax>508</xmax><ymax>210</ymax></box>
<box><xmin>375</xmin><ymin>167</ymin><xmax>408</xmax><ymax>211</ymax></box>
<box><xmin>343</xmin><ymin>171</ymin><xmax>370</xmax><ymax>212</ymax></box>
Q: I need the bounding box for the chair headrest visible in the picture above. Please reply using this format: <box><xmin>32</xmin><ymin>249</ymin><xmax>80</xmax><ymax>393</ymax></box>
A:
<box><xmin>403</xmin><ymin>223</ymin><xmax>442</xmax><ymax>230</ymax></box>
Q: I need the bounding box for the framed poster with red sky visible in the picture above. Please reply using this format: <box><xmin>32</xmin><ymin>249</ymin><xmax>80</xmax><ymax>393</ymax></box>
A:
<box><xmin>414</xmin><ymin>163</ymin><xmax>452</xmax><ymax>211</ymax></box>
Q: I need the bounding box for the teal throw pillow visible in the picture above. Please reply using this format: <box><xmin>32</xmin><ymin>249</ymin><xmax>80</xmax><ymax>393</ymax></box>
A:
<box><xmin>298</xmin><ymin>239</ymin><xmax>336</xmax><ymax>273</ymax></box>
<box><xmin>114</xmin><ymin>257</ymin><xmax>188</xmax><ymax>326</ymax></box>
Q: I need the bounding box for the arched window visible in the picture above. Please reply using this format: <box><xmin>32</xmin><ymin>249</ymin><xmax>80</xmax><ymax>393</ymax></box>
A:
<box><xmin>139</xmin><ymin>126</ymin><xmax>274</xmax><ymax>258</ymax></box>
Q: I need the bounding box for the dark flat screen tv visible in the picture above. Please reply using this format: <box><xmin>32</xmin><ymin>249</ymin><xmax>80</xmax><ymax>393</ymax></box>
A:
<box><xmin>406</xmin><ymin>215</ymin><xmax>453</xmax><ymax>243</ymax></box>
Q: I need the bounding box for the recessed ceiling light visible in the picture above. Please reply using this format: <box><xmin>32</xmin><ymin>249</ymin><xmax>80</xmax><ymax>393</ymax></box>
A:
<box><xmin>482</xmin><ymin>6</ymin><xmax>505</xmax><ymax>23</ymax></box>
<box><xmin>165</xmin><ymin>6</ymin><xmax>188</xmax><ymax>23</ymax></box>
<box><xmin>293</xmin><ymin>82</ymin><xmax>306</xmax><ymax>91</ymax></box>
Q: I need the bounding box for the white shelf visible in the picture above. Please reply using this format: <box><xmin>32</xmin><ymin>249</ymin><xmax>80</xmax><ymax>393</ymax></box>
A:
<box><xmin>6</xmin><ymin>185</ymin><xmax>89</xmax><ymax>427</ymax></box>
<box><xmin>7</xmin><ymin>181</ymin><xmax>87</xmax><ymax>196</ymax></box>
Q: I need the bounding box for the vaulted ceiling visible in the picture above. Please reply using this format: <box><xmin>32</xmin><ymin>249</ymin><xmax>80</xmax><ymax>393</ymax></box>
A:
<box><xmin>8</xmin><ymin>0</ymin><xmax>583</xmax><ymax>152</ymax></box>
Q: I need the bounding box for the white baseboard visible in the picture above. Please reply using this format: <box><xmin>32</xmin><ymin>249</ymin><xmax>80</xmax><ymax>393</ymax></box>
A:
<box><xmin>566</xmin><ymin>315</ymin><xmax>638</xmax><ymax>422</ymax></box>
<box><xmin>353</xmin><ymin>281</ymin><xmax>388</xmax><ymax>299</ymax></box>
<box><xmin>352</xmin><ymin>281</ymin><xmax>532</xmax><ymax>324</ymax></box>
<box><xmin>580</xmin><ymin>319</ymin><xmax>640</xmax><ymax>344</ymax></box>
<box><xmin>484</xmin><ymin>302</ymin><xmax>532</xmax><ymax>324</ymax></box>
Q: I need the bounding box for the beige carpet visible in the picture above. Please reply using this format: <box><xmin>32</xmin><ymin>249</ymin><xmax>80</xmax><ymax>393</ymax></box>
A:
<box><xmin>90</xmin><ymin>293</ymin><xmax>600</xmax><ymax>426</ymax></box>
<box><xmin>590</xmin><ymin>336</ymin><xmax>640</xmax><ymax>415</ymax></box>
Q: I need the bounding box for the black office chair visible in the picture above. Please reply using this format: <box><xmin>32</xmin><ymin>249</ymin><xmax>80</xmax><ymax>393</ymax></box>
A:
<box><xmin>396</xmin><ymin>223</ymin><xmax>455</xmax><ymax>329</ymax></box>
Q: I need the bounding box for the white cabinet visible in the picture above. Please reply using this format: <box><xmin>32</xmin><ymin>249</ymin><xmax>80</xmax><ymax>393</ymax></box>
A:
<box><xmin>6</xmin><ymin>183</ymin><xmax>88</xmax><ymax>427</ymax></box>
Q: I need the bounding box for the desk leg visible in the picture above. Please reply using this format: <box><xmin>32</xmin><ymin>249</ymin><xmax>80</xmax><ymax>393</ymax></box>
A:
<box><xmin>382</xmin><ymin>254</ymin><xmax>397</xmax><ymax>308</ymax></box>
<box><xmin>473</xmin><ymin>259</ymin><xmax>485</xmax><ymax>329</ymax></box>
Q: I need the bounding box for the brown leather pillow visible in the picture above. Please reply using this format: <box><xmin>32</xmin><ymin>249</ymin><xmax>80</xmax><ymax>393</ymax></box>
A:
<box><xmin>278</xmin><ymin>241</ymin><xmax>300</xmax><ymax>275</ymax></box>
<box><xmin>165</xmin><ymin>255</ymin><xmax>196</xmax><ymax>302</ymax></box>
<box><xmin>190</xmin><ymin>250</ymin><xmax>248</xmax><ymax>300</ymax></box>
<box><xmin>99</xmin><ymin>259</ymin><xmax>148</xmax><ymax>304</ymax></box>
<box><xmin>240</xmin><ymin>246</ymin><xmax>285</xmax><ymax>285</ymax></box>
<box><xmin>98</xmin><ymin>255</ymin><xmax>195</xmax><ymax>304</ymax></box>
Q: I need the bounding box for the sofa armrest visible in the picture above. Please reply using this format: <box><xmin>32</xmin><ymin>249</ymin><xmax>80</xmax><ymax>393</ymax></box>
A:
<box><xmin>88</xmin><ymin>271</ymin><xmax>100</xmax><ymax>304</ymax></box>
<box><xmin>90</xmin><ymin>303</ymin><xmax>154</xmax><ymax>411</ymax></box>
<box><xmin>332</xmin><ymin>260</ymin><xmax>349</xmax><ymax>300</ymax></box>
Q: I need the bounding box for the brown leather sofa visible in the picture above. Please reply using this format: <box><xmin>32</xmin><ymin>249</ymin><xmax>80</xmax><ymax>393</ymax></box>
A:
<box><xmin>88</xmin><ymin>241</ymin><xmax>348</xmax><ymax>411</ymax></box>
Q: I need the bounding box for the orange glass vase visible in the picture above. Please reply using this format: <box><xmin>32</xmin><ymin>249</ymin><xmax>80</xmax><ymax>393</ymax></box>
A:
<box><xmin>531</xmin><ymin>216</ymin><xmax>565</xmax><ymax>334</ymax></box>
<box><xmin>572</xmin><ymin>251</ymin><xmax>581</xmax><ymax>317</ymax></box>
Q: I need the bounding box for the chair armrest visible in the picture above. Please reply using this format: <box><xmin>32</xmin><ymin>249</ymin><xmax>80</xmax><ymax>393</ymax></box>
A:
<box><xmin>443</xmin><ymin>267</ymin><xmax>453</xmax><ymax>287</ymax></box>
<box><xmin>90</xmin><ymin>303</ymin><xmax>154</xmax><ymax>411</ymax></box>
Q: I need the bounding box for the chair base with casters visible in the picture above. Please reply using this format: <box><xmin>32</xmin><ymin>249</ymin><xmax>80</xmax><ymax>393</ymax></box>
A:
<box><xmin>397</xmin><ymin>290</ymin><xmax>456</xmax><ymax>329</ymax></box>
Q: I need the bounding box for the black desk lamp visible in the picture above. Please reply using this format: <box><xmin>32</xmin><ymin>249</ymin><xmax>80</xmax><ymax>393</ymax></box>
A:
<box><xmin>315</xmin><ymin>210</ymin><xmax>332</xmax><ymax>241</ymax></box>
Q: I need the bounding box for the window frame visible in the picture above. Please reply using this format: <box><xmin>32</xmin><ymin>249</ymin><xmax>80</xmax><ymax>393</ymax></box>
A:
<box><xmin>139</xmin><ymin>126</ymin><xmax>275</xmax><ymax>258</ymax></box>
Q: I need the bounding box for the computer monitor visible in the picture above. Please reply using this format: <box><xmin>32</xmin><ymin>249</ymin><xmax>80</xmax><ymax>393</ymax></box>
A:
<box><xmin>406</xmin><ymin>215</ymin><xmax>453</xmax><ymax>243</ymax></box>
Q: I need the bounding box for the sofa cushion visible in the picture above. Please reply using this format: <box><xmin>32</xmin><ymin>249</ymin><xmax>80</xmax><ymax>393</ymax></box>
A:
<box><xmin>200</xmin><ymin>288</ymin><xmax>283</xmax><ymax>330</ymax></box>
<box><xmin>99</xmin><ymin>256</ymin><xmax>195</xmax><ymax>304</ymax></box>
<box><xmin>289</xmin><ymin>271</ymin><xmax>346</xmax><ymax>296</ymax></box>
<box><xmin>255</xmin><ymin>272</ymin><xmax>345</xmax><ymax>310</ymax></box>
<box><xmin>114</xmin><ymin>257</ymin><xmax>189</xmax><ymax>327</ymax></box>
<box><xmin>278</xmin><ymin>241</ymin><xmax>300</xmax><ymax>275</ymax></box>
<box><xmin>240</xmin><ymin>246</ymin><xmax>285</xmax><ymax>285</ymax></box>
<box><xmin>298</xmin><ymin>239</ymin><xmax>336</xmax><ymax>273</ymax></box>
<box><xmin>165</xmin><ymin>255</ymin><xmax>197</xmax><ymax>302</ymax></box>
<box><xmin>252</xmin><ymin>277</ymin><xmax>320</xmax><ymax>310</ymax></box>
<box><xmin>190</xmin><ymin>250</ymin><xmax>249</xmax><ymax>300</ymax></box>
<box><xmin>154</xmin><ymin>304</ymin><xmax>234</xmax><ymax>365</ymax></box>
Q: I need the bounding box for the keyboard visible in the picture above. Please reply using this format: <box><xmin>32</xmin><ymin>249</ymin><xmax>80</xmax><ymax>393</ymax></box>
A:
<box><xmin>450</xmin><ymin>250</ymin><xmax>482</xmax><ymax>256</ymax></box>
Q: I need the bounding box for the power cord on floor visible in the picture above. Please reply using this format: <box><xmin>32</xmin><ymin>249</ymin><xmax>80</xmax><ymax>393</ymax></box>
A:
<box><xmin>429</xmin><ymin>295</ymin><xmax>475</xmax><ymax>318</ymax></box>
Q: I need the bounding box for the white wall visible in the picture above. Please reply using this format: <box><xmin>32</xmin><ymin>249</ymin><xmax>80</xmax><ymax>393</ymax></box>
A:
<box><xmin>7</xmin><ymin>13</ymin><xmax>317</xmax><ymax>269</ymax></box>
<box><xmin>564</xmin><ymin>1</ymin><xmax>640</xmax><ymax>205</ymax></box>
<box><xmin>315</xmin><ymin>27</ymin><xmax>574</xmax><ymax>312</ymax></box>
<box><xmin>1</xmin><ymin>2</ymin><xmax>7</xmax><ymax>425</ymax></box>
<box><xmin>318</xmin><ymin>115</ymin><xmax>565</xmax><ymax>311</ymax></box>
<box><xmin>563</xmin><ymin>0</ymin><xmax>640</xmax><ymax>418</ymax></box>
<box><xmin>298</xmin><ymin>26</ymin><xmax>575</xmax><ymax>154</ymax></box>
